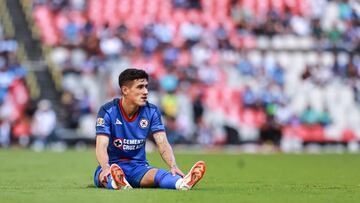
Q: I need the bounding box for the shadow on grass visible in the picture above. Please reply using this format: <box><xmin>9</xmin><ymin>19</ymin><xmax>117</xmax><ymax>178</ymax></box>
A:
<box><xmin>86</xmin><ymin>184</ymin><xmax>96</xmax><ymax>188</ymax></box>
<box><xmin>84</xmin><ymin>184</ymin><xmax>214</xmax><ymax>192</ymax></box>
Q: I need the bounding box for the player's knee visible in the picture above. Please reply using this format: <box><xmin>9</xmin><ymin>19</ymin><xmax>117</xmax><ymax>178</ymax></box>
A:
<box><xmin>154</xmin><ymin>169</ymin><xmax>181</xmax><ymax>189</ymax></box>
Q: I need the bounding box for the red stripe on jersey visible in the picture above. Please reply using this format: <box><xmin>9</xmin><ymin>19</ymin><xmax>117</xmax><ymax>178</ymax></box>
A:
<box><xmin>119</xmin><ymin>99</ymin><xmax>139</xmax><ymax>122</ymax></box>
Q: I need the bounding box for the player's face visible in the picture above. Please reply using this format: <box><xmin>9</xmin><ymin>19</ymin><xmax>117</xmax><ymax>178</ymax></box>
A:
<box><xmin>125</xmin><ymin>79</ymin><xmax>149</xmax><ymax>106</ymax></box>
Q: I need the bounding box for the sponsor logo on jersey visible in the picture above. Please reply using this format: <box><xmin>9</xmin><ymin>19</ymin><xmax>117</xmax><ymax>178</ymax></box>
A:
<box><xmin>115</xmin><ymin>119</ymin><xmax>122</xmax><ymax>125</ymax></box>
<box><xmin>113</xmin><ymin>138</ymin><xmax>145</xmax><ymax>150</ymax></box>
<box><xmin>96</xmin><ymin>118</ymin><xmax>105</xmax><ymax>127</ymax></box>
<box><xmin>139</xmin><ymin>118</ymin><xmax>149</xmax><ymax>129</ymax></box>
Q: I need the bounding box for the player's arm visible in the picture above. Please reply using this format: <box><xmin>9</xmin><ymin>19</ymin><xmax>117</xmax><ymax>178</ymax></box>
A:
<box><xmin>153</xmin><ymin>131</ymin><xmax>185</xmax><ymax>177</ymax></box>
<box><xmin>96</xmin><ymin>135</ymin><xmax>110</xmax><ymax>181</ymax></box>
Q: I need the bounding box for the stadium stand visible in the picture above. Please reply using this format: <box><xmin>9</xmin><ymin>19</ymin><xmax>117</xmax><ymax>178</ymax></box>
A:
<box><xmin>5</xmin><ymin>0</ymin><xmax>359</xmax><ymax>149</ymax></box>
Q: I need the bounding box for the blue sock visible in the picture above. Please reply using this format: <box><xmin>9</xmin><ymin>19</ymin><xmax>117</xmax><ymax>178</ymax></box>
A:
<box><xmin>154</xmin><ymin>169</ymin><xmax>182</xmax><ymax>189</ymax></box>
<box><xmin>105</xmin><ymin>174</ymin><xmax>115</xmax><ymax>189</ymax></box>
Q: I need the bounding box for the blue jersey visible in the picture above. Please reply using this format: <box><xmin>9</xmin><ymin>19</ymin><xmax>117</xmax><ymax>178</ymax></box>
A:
<box><xmin>96</xmin><ymin>98</ymin><xmax>165</xmax><ymax>163</ymax></box>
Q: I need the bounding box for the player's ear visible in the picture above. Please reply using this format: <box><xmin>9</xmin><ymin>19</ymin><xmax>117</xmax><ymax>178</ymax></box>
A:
<box><xmin>121</xmin><ymin>86</ymin><xmax>127</xmax><ymax>95</ymax></box>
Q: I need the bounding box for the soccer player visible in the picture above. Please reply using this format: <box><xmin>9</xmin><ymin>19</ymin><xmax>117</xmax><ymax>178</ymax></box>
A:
<box><xmin>93</xmin><ymin>69</ymin><xmax>206</xmax><ymax>190</ymax></box>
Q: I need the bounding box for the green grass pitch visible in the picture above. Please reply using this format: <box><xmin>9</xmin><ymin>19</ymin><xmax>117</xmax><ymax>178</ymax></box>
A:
<box><xmin>0</xmin><ymin>149</ymin><xmax>360</xmax><ymax>203</ymax></box>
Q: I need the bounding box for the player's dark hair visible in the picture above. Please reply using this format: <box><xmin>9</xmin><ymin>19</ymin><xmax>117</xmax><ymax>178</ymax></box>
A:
<box><xmin>118</xmin><ymin>68</ymin><xmax>149</xmax><ymax>88</ymax></box>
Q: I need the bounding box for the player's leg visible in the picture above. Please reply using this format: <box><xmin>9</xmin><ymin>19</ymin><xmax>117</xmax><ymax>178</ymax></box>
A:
<box><xmin>152</xmin><ymin>168</ymin><xmax>183</xmax><ymax>189</ymax></box>
<box><xmin>179</xmin><ymin>161</ymin><xmax>206</xmax><ymax>190</ymax></box>
<box><xmin>136</xmin><ymin>166</ymin><xmax>182</xmax><ymax>189</ymax></box>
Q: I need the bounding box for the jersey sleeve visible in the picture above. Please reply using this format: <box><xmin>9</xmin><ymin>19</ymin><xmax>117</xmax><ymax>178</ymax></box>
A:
<box><xmin>95</xmin><ymin>107</ymin><xmax>111</xmax><ymax>136</ymax></box>
<box><xmin>150</xmin><ymin>107</ymin><xmax>165</xmax><ymax>134</ymax></box>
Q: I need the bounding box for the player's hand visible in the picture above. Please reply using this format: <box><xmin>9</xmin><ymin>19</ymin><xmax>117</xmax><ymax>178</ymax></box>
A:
<box><xmin>100</xmin><ymin>166</ymin><xmax>111</xmax><ymax>186</ymax></box>
<box><xmin>170</xmin><ymin>165</ymin><xmax>185</xmax><ymax>177</ymax></box>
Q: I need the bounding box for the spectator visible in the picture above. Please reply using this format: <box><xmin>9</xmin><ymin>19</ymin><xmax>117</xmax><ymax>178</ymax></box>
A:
<box><xmin>192</xmin><ymin>93</ymin><xmax>204</xmax><ymax>124</ymax></box>
<box><xmin>63</xmin><ymin>18</ymin><xmax>82</xmax><ymax>45</ymax></box>
<box><xmin>99</xmin><ymin>33</ymin><xmax>123</xmax><ymax>58</ymax></box>
<box><xmin>12</xmin><ymin>115</ymin><xmax>32</xmax><ymax>148</ymax></box>
<box><xmin>300</xmin><ymin>105</ymin><xmax>319</xmax><ymax>125</ymax></box>
<box><xmin>31</xmin><ymin>100</ymin><xmax>57</xmax><ymax>151</ymax></box>
<box><xmin>259</xmin><ymin>115</ymin><xmax>282</xmax><ymax>148</ymax></box>
<box><xmin>195</xmin><ymin>118</ymin><xmax>213</xmax><ymax>146</ymax></box>
<box><xmin>242</xmin><ymin>85</ymin><xmax>257</xmax><ymax>108</ymax></box>
<box><xmin>60</xmin><ymin>90</ymin><xmax>80</xmax><ymax>129</ymax></box>
<box><xmin>164</xmin><ymin>116</ymin><xmax>187</xmax><ymax>144</ymax></box>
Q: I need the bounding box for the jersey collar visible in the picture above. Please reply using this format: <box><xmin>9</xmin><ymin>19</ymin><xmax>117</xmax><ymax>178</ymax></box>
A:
<box><xmin>118</xmin><ymin>98</ymin><xmax>140</xmax><ymax>122</ymax></box>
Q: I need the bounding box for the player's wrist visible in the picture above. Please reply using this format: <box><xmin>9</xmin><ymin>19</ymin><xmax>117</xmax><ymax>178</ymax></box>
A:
<box><xmin>101</xmin><ymin>163</ymin><xmax>111</xmax><ymax>171</ymax></box>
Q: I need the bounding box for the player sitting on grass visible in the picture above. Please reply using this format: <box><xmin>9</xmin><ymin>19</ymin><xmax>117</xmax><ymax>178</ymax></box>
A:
<box><xmin>94</xmin><ymin>68</ymin><xmax>206</xmax><ymax>190</ymax></box>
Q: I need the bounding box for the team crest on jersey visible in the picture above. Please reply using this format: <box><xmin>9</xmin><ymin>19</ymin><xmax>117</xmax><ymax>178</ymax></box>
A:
<box><xmin>139</xmin><ymin>118</ymin><xmax>149</xmax><ymax>129</ymax></box>
<box><xmin>96</xmin><ymin>118</ymin><xmax>105</xmax><ymax>127</ymax></box>
<box><xmin>113</xmin><ymin>138</ymin><xmax>123</xmax><ymax>148</ymax></box>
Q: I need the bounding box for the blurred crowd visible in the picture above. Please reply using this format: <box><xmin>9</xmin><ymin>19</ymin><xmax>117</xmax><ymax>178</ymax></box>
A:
<box><xmin>1</xmin><ymin>0</ymin><xmax>360</xmax><ymax>150</ymax></box>
<box><xmin>0</xmin><ymin>24</ymin><xmax>28</xmax><ymax>148</ymax></box>
<box><xmin>0</xmin><ymin>24</ymin><xmax>57</xmax><ymax>150</ymax></box>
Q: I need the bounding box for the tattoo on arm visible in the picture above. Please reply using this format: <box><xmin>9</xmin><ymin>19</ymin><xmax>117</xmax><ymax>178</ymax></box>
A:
<box><xmin>154</xmin><ymin>132</ymin><xmax>177</xmax><ymax>168</ymax></box>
